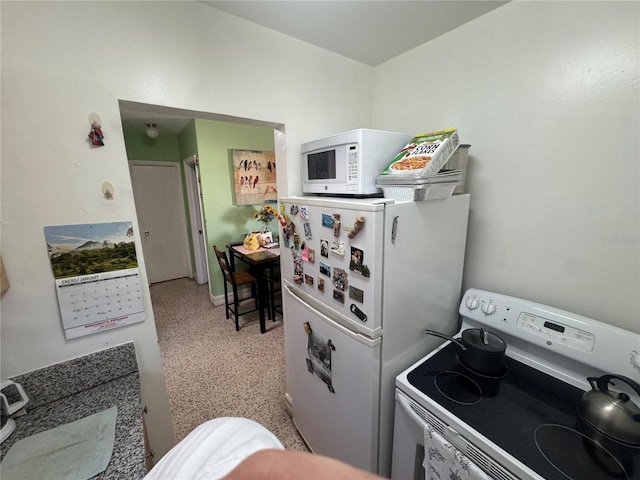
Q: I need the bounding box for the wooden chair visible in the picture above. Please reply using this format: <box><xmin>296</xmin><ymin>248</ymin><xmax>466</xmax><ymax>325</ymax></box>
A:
<box><xmin>266</xmin><ymin>263</ymin><xmax>282</xmax><ymax>321</ymax></box>
<box><xmin>213</xmin><ymin>245</ymin><xmax>259</xmax><ymax>331</ymax></box>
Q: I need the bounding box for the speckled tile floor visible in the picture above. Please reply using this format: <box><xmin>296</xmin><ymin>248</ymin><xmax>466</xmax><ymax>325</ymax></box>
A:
<box><xmin>150</xmin><ymin>277</ymin><xmax>309</xmax><ymax>452</ymax></box>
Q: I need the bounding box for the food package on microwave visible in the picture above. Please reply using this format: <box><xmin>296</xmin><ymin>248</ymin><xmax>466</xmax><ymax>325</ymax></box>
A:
<box><xmin>379</xmin><ymin>128</ymin><xmax>460</xmax><ymax>177</ymax></box>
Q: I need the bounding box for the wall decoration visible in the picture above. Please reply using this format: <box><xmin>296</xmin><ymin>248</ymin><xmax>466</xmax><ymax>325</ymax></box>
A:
<box><xmin>44</xmin><ymin>221</ymin><xmax>144</xmax><ymax>339</ymax></box>
<box><xmin>231</xmin><ymin>149</ymin><xmax>276</xmax><ymax>205</ymax></box>
<box><xmin>88</xmin><ymin>112</ymin><xmax>105</xmax><ymax>147</ymax></box>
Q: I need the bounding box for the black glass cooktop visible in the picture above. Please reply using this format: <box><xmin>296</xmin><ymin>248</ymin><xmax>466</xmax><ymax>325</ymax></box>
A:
<box><xmin>407</xmin><ymin>343</ymin><xmax>640</xmax><ymax>480</ymax></box>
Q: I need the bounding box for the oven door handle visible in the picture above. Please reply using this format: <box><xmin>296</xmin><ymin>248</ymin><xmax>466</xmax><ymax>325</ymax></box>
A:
<box><xmin>396</xmin><ymin>391</ymin><xmax>468</xmax><ymax>453</ymax></box>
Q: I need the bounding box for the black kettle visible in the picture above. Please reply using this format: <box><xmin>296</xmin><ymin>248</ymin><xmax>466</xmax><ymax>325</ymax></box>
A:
<box><xmin>577</xmin><ymin>374</ymin><xmax>640</xmax><ymax>446</ymax></box>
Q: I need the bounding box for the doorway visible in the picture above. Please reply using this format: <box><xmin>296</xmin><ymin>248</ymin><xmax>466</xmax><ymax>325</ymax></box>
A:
<box><xmin>184</xmin><ymin>155</ymin><xmax>209</xmax><ymax>285</ymax></box>
<box><xmin>130</xmin><ymin>161</ymin><xmax>192</xmax><ymax>284</ymax></box>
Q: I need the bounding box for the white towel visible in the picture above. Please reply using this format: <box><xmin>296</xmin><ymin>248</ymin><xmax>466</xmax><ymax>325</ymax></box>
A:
<box><xmin>144</xmin><ymin>417</ymin><xmax>284</xmax><ymax>480</ymax></box>
<box><xmin>423</xmin><ymin>423</ymin><xmax>491</xmax><ymax>480</ymax></box>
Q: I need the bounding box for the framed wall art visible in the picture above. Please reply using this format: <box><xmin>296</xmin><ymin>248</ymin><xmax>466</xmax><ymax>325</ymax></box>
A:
<box><xmin>231</xmin><ymin>149</ymin><xmax>277</xmax><ymax>205</ymax></box>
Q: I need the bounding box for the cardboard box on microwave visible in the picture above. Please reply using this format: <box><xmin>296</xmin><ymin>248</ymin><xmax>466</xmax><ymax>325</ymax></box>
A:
<box><xmin>379</xmin><ymin>128</ymin><xmax>460</xmax><ymax>178</ymax></box>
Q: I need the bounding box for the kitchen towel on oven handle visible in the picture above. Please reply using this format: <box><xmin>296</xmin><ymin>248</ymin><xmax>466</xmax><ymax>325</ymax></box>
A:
<box><xmin>423</xmin><ymin>423</ymin><xmax>491</xmax><ymax>480</ymax></box>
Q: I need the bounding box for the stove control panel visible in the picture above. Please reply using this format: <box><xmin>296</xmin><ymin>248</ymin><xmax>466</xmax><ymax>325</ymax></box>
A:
<box><xmin>516</xmin><ymin>312</ymin><xmax>595</xmax><ymax>352</ymax></box>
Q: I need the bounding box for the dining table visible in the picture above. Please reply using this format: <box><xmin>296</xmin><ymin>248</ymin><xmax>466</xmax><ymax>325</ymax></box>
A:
<box><xmin>228</xmin><ymin>244</ymin><xmax>281</xmax><ymax>334</ymax></box>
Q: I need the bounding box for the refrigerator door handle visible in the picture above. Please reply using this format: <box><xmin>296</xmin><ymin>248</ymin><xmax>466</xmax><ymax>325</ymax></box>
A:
<box><xmin>285</xmin><ymin>284</ymin><xmax>380</xmax><ymax>347</ymax></box>
<box><xmin>391</xmin><ymin>216</ymin><xmax>399</xmax><ymax>244</ymax></box>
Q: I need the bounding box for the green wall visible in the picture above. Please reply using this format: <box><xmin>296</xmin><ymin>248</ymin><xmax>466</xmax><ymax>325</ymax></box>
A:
<box><xmin>194</xmin><ymin>119</ymin><xmax>275</xmax><ymax>298</ymax></box>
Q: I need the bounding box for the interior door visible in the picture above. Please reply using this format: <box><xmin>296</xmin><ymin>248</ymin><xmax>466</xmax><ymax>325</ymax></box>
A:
<box><xmin>130</xmin><ymin>162</ymin><xmax>191</xmax><ymax>284</ymax></box>
<box><xmin>184</xmin><ymin>155</ymin><xmax>209</xmax><ymax>284</ymax></box>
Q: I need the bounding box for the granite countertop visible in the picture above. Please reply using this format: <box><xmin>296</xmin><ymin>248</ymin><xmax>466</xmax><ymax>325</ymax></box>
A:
<box><xmin>0</xmin><ymin>343</ymin><xmax>146</xmax><ymax>479</ymax></box>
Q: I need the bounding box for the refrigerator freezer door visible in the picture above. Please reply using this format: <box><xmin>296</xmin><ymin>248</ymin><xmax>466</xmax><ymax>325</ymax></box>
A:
<box><xmin>283</xmin><ymin>284</ymin><xmax>381</xmax><ymax>472</ymax></box>
<box><xmin>279</xmin><ymin>197</ymin><xmax>386</xmax><ymax>337</ymax></box>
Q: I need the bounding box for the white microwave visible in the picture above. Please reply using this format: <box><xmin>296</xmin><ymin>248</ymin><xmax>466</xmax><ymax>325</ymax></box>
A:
<box><xmin>301</xmin><ymin>128</ymin><xmax>411</xmax><ymax>196</ymax></box>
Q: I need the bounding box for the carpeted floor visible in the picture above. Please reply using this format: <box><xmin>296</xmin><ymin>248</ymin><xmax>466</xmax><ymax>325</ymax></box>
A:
<box><xmin>150</xmin><ymin>277</ymin><xmax>308</xmax><ymax>452</ymax></box>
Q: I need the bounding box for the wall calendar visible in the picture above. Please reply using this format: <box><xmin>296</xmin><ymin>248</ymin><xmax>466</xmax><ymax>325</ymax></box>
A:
<box><xmin>44</xmin><ymin>221</ymin><xmax>145</xmax><ymax>339</ymax></box>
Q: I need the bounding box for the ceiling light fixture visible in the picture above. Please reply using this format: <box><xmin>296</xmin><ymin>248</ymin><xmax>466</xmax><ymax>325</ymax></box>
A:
<box><xmin>145</xmin><ymin>123</ymin><xmax>159</xmax><ymax>139</ymax></box>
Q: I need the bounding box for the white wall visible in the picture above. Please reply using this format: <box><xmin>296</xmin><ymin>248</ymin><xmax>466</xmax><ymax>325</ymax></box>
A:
<box><xmin>0</xmin><ymin>1</ymin><xmax>372</xmax><ymax>459</ymax></box>
<box><xmin>373</xmin><ymin>1</ymin><xmax>639</xmax><ymax>332</ymax></box>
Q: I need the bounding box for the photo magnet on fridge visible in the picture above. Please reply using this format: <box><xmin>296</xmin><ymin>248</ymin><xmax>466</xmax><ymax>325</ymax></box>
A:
<box><xmin>320</xmin><ymin>239</ymin><xmax>329</xmax><ymax>258</ymax></box>
<box><xmin>330</xmin><ymin>241</ymin><xmax>345</xmax><ymax>256</ymax></box>
<box><xmin>306</xmin><ymin>331</ymin><xmax>334</xmax><ymax>393</ymax></box>
<box><xmin>349</xmin><ymin>247</ymin><xmax>364</xmax><ymax>273</ymax></box>
<box><xmin>349</xmin><ymin>286</ymin><xmax>364</xmax><ymax>303</ymax></box>
<box><xmin>319</xmin><ymin>262</ymin><xmax>331</xmax><ymax>277</ymax></box>
<box><xmin>332</xmin><ymin>268</ymin><xmax>348</xmax><ymax>291</ymax></box>
<box><xmin>322</xmin><ymin>214</ymin><xmax>334</xmax><ymax>228</ymax></box>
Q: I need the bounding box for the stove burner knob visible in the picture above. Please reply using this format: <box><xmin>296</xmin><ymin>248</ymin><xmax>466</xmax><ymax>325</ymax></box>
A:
<box><xmin>481</xmin><ymin>302</ymin><xmax>496</xmax><ymax>315</ymax></box>
<box><xmin>465</xmin><ymin>297</ymin><xmax>479</xmax><ymax>310</ymax></box>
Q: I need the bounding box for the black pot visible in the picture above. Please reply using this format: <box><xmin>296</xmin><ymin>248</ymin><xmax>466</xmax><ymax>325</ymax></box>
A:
<box><xmin>426</xmin><ymin>327</ymin><xmax>507</xmax><ymax>375</ymax></box>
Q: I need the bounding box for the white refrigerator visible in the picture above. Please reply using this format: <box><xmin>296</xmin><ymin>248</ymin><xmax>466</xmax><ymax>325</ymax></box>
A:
<box><xmin>279</xmin><ymin>194</ymin><xmax>470</xmax><ymax>477</ymax></box>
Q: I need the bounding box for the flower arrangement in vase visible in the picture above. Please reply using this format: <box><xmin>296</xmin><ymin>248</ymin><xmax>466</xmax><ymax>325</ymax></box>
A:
<box><xmin>253</xmin><ymin>204</ymin><xmax>278</xmax><ymax>233</ymax></box>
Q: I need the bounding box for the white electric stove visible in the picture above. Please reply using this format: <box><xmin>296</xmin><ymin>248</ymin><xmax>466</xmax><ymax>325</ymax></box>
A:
<box><xmin>392</xmin><ymin>288</ymin><xmax>640</xmax><ymax>480</ymax></box>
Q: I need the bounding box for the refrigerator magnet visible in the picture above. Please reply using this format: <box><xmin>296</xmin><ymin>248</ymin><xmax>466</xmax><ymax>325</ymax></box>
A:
<box><xmin>347</xmin><ymin>215</ymin><xmax>365</xmax><ymax>239</ymax></box>
<box><xmin>332</xmin><ymin>268</ymin><xmax>348</xmax><ymax>291</ymax></box>
<box><xmin>307</xmin><ymin>248</ymin><xmax>315</xmax><ymax>264</ymax></box>
<box><xmin>319</xmin><ymin>262</ymin><xmax>331</xmax><ymax>277</ymax></box>
<box><xmin>350</xmin><ymin>303</ymin><xmax>367</xmax><ymax>322</ymax></box>
<box><xmin>300</xmin><ymin>207</ymin><xmax>309</xmax><ymax>220</ymax></box>
<box><xmin>349</xmin><ymin>247</ymin><xmax>364</xmax><ymax>272</ymax></box>
<box><xmin>303</xmin><ymin>222</ymin><xmax>312</xmax><ymax>239</ymax></box>
<box><xmin>301</xmin><ymin>246</ymin><xmax>309</xmax><ymax>262</ymax></box>
<box><xmin>322</xmin><ymin>214</ymin><xmax>334</xmax><ymax>228</ymax></box>
<box><xmin>306</xmin><ymin>331</ymin><xmax>335</xmax><ymax>393</ymax></box>
<box><xmin>320</xmin><ymin>239</ymin><xmax>329</xmax><ymax>258</ymax></box>
<box><xmin>330</xmin><ymin>241</ymin><xmax>345</xmax><ymax>256</ymax></box>
<box><xmin>333</xmin><ymin>289</ymin><xmax>345</xmax><ymax>304</ymax></box>
<box><xmin>333</xmin><ymin>214</ymin><xmax>341</xmax><ymax>237</ymax></box>
<box><xmin>305</xmin><ymin>274</ymin><xmax>314</xmax><ymax>287</ymax></box>
<box><xmin>293</xmin><ymin>255</ymin><xmax>304</xmax><ymax>285</ymax></box>
<box><xmin>290</xmin><ymin>205</ymin><xmax>299</xmax><ymax>216</ymax></box>
<box><xmin>317</xmin><ymin>278</ymin><xmax>325</xmax><ymax>293</ymax></box>
<box><xmin>349</xmin><ymin>286</ymin><xmax>364</xmax><ymax>303</ymax></box>
<box><xmin>359</xmin><ymin>265</ymin><xmax>371</xmax><ymax>278</ymax></box>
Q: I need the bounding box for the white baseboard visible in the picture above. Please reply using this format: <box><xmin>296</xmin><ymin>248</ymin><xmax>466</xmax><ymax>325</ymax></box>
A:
<box><xmin>210</xmin><ymin>285</ymin><xmax>254</xmax><ymax>307</ymax></box>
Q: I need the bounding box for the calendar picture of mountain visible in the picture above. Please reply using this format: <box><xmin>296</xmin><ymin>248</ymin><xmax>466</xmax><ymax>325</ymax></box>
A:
<box><xmin>44</xmin><ymin>221</ymin><xmax>138</xmax><ymax>279</ymax></box>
